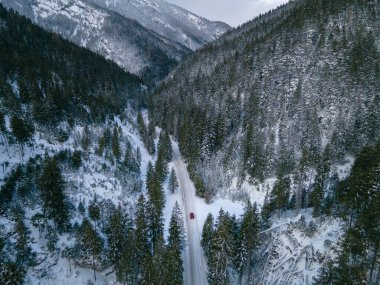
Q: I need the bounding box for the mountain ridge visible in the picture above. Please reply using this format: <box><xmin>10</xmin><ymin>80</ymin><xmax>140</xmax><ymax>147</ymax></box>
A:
<box><xmin>0</xmin><ymin>0</ymin><xmax>229</xmax><ymax>84</ymax></box>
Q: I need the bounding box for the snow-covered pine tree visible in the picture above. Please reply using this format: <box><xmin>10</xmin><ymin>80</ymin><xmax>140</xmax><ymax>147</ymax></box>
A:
<box><xmin>238</xmin><ymin>201</ymin><xmax>260</xmax><ymax>281</ymax></box>
<box><xmin>38</xmin><ymin>157</ymin><xmax>68</xmax><ymax>230</ymax></box>
<box><xmin>168</xmin><ymin>168</ymin><xmax>179</xmax><ymax>193</ymax></box>
<box><xmin>167</xmin><ymin>202</ymin><xmax>185</xmax><ymax>284</ymax></box>
<box><xmin>111</xmin><ymin>126</ymin><xmax>121</xmax><ymax>161</ymax></box>
<box><xmin>134</xmin><ymin>194</ymin><xmax>151</xmax><ymax>277</ymax></box>
<box><xmin>201</xmin><ymin>213</ymin><xmax>214</xmax><ymax>259</ymax></box>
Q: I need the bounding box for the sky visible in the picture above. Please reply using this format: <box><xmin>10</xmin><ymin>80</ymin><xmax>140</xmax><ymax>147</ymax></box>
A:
<box><xmin>166</xmin><ymin>0</ymin><xmax>289</xmax><ymax>27</ymax></box>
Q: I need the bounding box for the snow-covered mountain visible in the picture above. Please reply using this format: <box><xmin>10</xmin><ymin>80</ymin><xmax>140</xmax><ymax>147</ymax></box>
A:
<box><xmin>0</xmin><ymin>0</ymin><xmax>229</xmax><ymax>83</ymax></box>
<box><xmin>87</xmin><ymin>0</ymin><xmax>230</xmax><ymax>51</ymax></box>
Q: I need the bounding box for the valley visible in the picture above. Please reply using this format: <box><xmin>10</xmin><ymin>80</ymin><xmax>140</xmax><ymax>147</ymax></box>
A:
<box><xmin>0</xmin><ymin>0</ymin><xmax>379</xmax><ymax>284</ymax></box>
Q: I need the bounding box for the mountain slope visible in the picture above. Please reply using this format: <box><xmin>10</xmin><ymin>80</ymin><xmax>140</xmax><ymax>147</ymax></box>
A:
<box><xmin>0</xmin><ymin>0</ymin><xmax>188</xmax><ymax>84</ymax></box>
<box><xmin>152</xmin><ymin>0</ymin><xmax>380</xmax><ymax>197</ymax></box>
<box><xmin>0</xmin><ymin>4</ymin><xmax>142</xmax><ymax>125</ymax></box>
<box><xmin>151</xmin><ymin>1</ymin><xmax>380</xmax><ymax>283</ymax></box>
<box><xmin>0</xmin><ymin>6</ymin><xmax>185</xmax><ymax>285</ymax></box>
<box><xmin>87</xmin><ymin>0</ymin><xmax>230</xmax><ymax>51</ymax></box>
<box><xmin>0</xmin><ymin>0</ymin><xmax>229</xmax><ymax>84</ymax></box>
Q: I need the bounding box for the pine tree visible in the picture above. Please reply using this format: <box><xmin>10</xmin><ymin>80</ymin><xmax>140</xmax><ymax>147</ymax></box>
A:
<box><xmin>311</xmin><ymin>145</ymin><xmax>331</xmax><ymax>217</ymax></box>
<box><xmin>270</xmin><ymin>175</ymin><xmax>291</xmax><ymax>217</ymax></box>
<box><xmin>112</xmin><ymin>126</ymin><xmax>121</xmax><ymax>161</ymax></box>
<box><xmin>123</xmin><ymin>141</ymin><xmax>140</xmax><ymax>174</ymax></box>
<box><xmin>96</xmin><ymin>134</ymin><xmax>106</xmax><ymax>156</ymax></box>
<box><xmin>106</xmin><ymin>206</ymin><xmax>128</xmax><ymax>265</ymax></box>
<box><xmin>201</xmin><ymin>213</ymin><xmax>214</xmax><ymax>259</ymax></box>
<box><xmin>88</xmin><ymin>202</ymin><xmax>100</xmax><ymax>231</ymax></box>
<box><xmin>168</xmin><ymin>168</ymin><xmax>179</xmax><ymax>193</ymax></box>
<box><xmin>14</xmin><ymin>215</ymin><xmax>32</xmax><ymax>268</ymax></box>
<box><xmin>207</xmin><ymin>210</ymin><xmax>233</xmax><ymax>285</ymax></box>
<box><xmin>134</xmin><ymin>195</ymin><xmax>151</xmax><ymax>277</ymax></box>
<box><xmin>162</xmin><ymin>130</ymin><xmax>173</xmax><ymax>162</ymax></box>
<box><xmin>78</xmin><ymin>201</ymin><xmax>85</xmax><ymax>216</ymax></box>
<box><xmin>168</xmin><ymin>202</ymin><xmax>185</xmax><ymax>250</ymax></box>
<box><xmin>140</xmin><ymin>240</ymin><xmax>170</xmax><ymax>285</ymax></box>
<box><xmin>146</xmin><ymin>162</ymin><xmax>165</xmax><ymax>252</ymax></box>
<box><xmin>115</xmin><ymin>229</ymin><xmax>137</xmax><ymax>285</ymax></box>
<box><xmin>81</xmin><ymin>126</ymin><xmax>91</xmax><ymax>151</ymax></box>
<box><xmin>155</xmin><ymin>131</ymin><xmax>172</xmax><ymax>183</ymax></box>
<box><xmin>39</xmin><ymin>157</ymin><xmax>68</xmax><ymax>230</ymax></box>
<box><xmin>0</xmin><ymin>262</ymin><xmax>25</xmax><ymax>285</ymax></box>
<box><xmin>78</xmin><ymin>218</ymin><xmax>103</xmax><ymax>282</ymax></box>
<box><xmin>167</xmin><ymin>202</ymin><xmax>185</xmax><ymax>284</ymax></box>
<box><xmin>10</xmin><ymin>116</ymin><xmax>34</xmax><ymax>158</ymax></box>
<box><xmin>261</xmin><ymin>190</ymin><xmax>273</xmax><ymax>229</ymax></box>
<box><xmin>139</xmin><ymin>254</ymin><xmax>156</xmax><ymax>285</ymax></box>
<box><xmin>137</xmin><ymin>112</ymin><xmax>155</xmax><ymax>155</ymax></box>
<box><xmin>238</xmin><ymin>202</ymin><xmax>260</xmax><ymax>281</ymax></box>
<box><xmin>136</xmin><ymin>147</ymin><xmax>142</xmax><ymax>166</ymax></box>
<box><xmin>71</xmin><ymin>150</ymin><xmax>82</xmax><ymax>169</ymax></box>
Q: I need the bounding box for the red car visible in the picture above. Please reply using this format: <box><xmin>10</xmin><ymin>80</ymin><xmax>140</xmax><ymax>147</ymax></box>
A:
<box><xmin>189</xmin><ymin>212</ymin><xmax>195</xmax><ymax>219</ymax></box>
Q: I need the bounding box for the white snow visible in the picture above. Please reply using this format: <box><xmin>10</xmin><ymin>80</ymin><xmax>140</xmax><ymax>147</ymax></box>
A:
<box><xmin>0</xmin><ymin>112</ymin><xmax>154</xmax><ymax>284</ymax></box>
<box><xmin>163</xmin><ymin>140</ymin><xmax>245</xmax><ymax>285</ymax></box>
<box><xmin>335</xmin><ymin>156</ymin><xmax>354</xmax><ymax>180</ymax></box>
<box><xmin>257</xmin><ymin>209</ymin><xmax>343</xmax><ymax>285</ymax></box>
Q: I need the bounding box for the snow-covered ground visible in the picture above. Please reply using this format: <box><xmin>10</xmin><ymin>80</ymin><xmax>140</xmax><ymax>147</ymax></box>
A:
<box><xmin>1</xmin><ymin>111</ymin><xmax>245</xmax><ymax>284</ymax></box>
<box><xmin>0</xmin><ymin>112</ymin><xmax>153</xmax><ymax>284</ymax></box>
<box><xmin>0</xmin><ymin>111</ymin><xmax>349</xmax><ymax>284</ymax></box>
<box><xmin>163</xmin><ymin>140</ymin><xmax>245</xmax><ymax>285</ymax></box>
<box><xmin>255</xmin><ymin>210</ymin><xmax>343</xmax><ymax>285</ymax></box>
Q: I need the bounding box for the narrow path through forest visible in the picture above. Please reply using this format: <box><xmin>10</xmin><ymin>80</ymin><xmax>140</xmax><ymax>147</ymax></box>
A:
<box><xmin>172</xmin><ymin>141</ymin><xmax>208</xmax><ymax>285</ymax></box>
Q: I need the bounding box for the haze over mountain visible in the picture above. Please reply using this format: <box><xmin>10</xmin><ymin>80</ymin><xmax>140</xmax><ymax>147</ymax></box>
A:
<box><xmin>166</xmin><ymin>0</ymin><xmax>290</xmax><ymax>26</ymax></box>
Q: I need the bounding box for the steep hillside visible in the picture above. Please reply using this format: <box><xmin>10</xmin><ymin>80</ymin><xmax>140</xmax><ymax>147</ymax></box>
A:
<box><xmin>0</xmin><ymin>0</ymin><xmax>229</xmax><ymax>84</ymax></box>
<box><xmin>87</xmin><ymin>0</ymin><xmax>230</xmax><ymax>50</ymax></box>
<box><xmin>152</xmin><ymin>0</ymin><xmax>380</xmax><ymax>198</ymax></box>
<box><xmin>151</xmin><ymin>0</ymin><xmax>380</xmax><ymax>283</ymax></box>
<box><xmin>0</xmin><ymin>4</ymin><xmax>142</xmax><ymax>127</ymax></box>
<box><xmin>0</xmin><ymin>0</ymin><xmax>189</xmax><ymax>84</ymax></box>
<box><xmin>0</xmin><ymin>7</ymin><xmax>189</xmax><ymax>285</ymax></box>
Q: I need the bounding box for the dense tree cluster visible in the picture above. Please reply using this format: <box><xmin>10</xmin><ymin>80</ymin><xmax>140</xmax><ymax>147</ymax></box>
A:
<box><xmin>0</xmin><ymin>152</ymin><xmax>185</xmax><ymax>284</ymax></box>
<box><xmin>137</xmin><ymin>111</ymin><xmax>155</xmax><ymax>155</ymax></box>
<box><xmin>0</xmin><ymin>4</ymin><xmax>142</xmax><ymax>130</ymax></box>
<box><xmin>150</xmin><ymin>0</ymin><xmax>380</xmax><ymax>201</ymax></box>
<box><xmin>202</xmin><ymin>203</ymin><xmax>261</xmax><ymax>284</ymax></box>
<box><xmin>1</xmin><ymin>0</ymin><xmax>380</xmax><ymax>284</ymax></box>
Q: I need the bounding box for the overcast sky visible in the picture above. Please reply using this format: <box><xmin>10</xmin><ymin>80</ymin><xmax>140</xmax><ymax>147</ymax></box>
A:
<box><xmin>166</xmin><ymin>0</ymin><xmax>289</xmax><ymax>27</ymax></box>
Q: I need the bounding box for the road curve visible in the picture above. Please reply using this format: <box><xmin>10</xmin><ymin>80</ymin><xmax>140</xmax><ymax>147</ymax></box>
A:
<box><xmin>172</xmin><ymin>141</ymin><xmax>208</xmax><ymax>285</ymax></box>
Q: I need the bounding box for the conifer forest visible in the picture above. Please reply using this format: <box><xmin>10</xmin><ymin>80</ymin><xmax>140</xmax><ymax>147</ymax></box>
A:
<box><xmin>0</xmin><ymin>0</ymin><xmax>379</xmax><ymax>284</ymax></box>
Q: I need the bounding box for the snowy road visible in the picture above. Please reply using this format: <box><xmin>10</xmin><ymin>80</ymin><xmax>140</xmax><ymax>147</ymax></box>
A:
<box><xmin>172</xmin><ymin>142</ymin><xmax>208</xmax><ymax>285</ymax></box>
